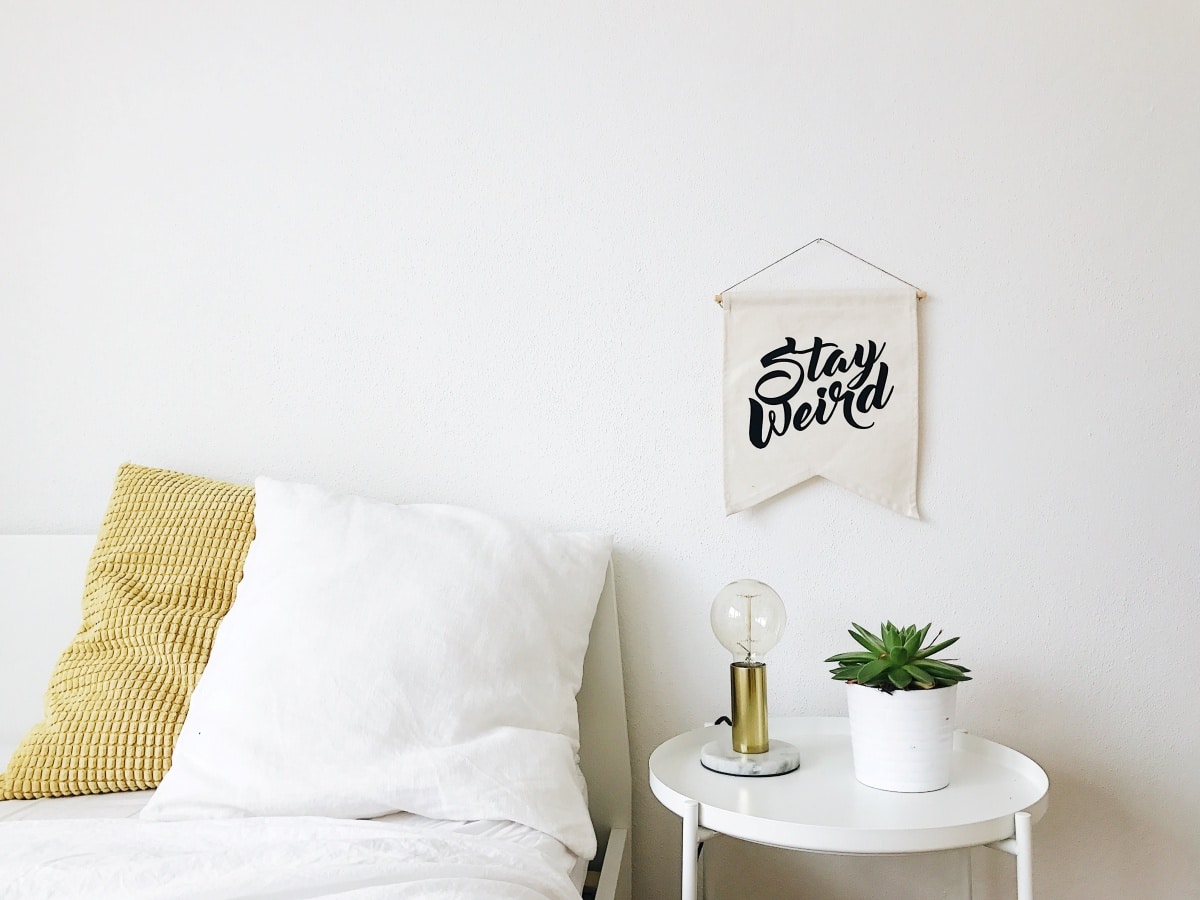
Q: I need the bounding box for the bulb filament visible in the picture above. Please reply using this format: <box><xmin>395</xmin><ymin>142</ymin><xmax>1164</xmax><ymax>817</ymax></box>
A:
<box><xmin>740</xmin><ymin>592</ymin><xmax>758</xmax><ymax>662</ymax></box>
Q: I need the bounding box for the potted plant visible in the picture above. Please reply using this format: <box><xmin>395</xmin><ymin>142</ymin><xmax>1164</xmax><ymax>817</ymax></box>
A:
<box><xmin>825</xmin><ymin>622</ymin><xmax>971</xmax><ymax>792</ymax></box>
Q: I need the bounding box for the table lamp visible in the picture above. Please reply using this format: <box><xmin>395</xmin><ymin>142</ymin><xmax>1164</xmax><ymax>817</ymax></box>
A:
<box><xmin>700</xmin><ymin>579</ymin><xmax>800</xmax><ymax>776</ymax></box>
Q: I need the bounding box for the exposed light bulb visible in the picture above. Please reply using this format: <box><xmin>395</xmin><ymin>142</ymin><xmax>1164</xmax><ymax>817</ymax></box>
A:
<box><xmin>710</xmin><ymin>578</ymin><xmax>786</xmax><ymax>664</ymax></box>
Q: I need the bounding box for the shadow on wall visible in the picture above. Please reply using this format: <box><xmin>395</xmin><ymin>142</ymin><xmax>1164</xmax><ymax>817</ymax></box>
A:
<box><xmin>969</xmin><ymin>678</ymin><xmax>1200</xmax><ymax>900</ymax></box>
<box><xmin>705</xmin><ymin>840</ymin><xmax>968</xmax><ymax>900</ymax></box>
<box><xmin>1005</xmin><ymin>746</ymin><xmax>1200</xmax><ymax>898</ymax></box>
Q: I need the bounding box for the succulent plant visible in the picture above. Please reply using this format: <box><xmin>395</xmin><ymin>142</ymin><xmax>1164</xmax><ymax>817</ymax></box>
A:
<box><xmin>826</xmin><ymin>622</ymin><xmax>971</xmax><ymax>692</ymax></box>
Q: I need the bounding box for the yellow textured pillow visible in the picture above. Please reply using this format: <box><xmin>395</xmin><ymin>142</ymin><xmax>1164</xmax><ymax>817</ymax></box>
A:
<box><xmin>0</xmin><ymin>464</ymin><xmax>255</xmax><ymax>799</ymax></box>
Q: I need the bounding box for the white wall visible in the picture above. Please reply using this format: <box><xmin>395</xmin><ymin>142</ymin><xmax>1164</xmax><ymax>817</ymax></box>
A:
<box><xmin>3</xmin><ymin>3</ymin><xmax>1198</xmax><ymax>897</ymax></box>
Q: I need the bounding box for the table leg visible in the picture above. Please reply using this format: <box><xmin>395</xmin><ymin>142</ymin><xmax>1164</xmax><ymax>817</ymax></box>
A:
<box><xmin>983</xmin><ymin>811</ymin><xmax>1035</xmax><ymax>899</ymax></box>
<box><xmin>1015</xmin><ymin>811</ymin><xmax>1033</xmax><ymax>900</ymax></box>
<box><xmin>681</xmin><ymin>799</ymin><xmax>700</xmax><ymax>900</ymax></box>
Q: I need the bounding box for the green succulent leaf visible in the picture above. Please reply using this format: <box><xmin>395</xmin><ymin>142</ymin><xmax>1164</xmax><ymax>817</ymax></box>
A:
<box><xmin>882</xmin><ymin>622</ymin><xmax>901</xmax><ymax>652</ymax></box>
<box><xmin>887</xmin><ymin>668</ymin><xmax>913</xmax><ymax>689</ymax></box>
<box><xmin>855</xmin><ymin>658</ymin><xmax>892</xmax><ymax>684</ymax></box>
<box><xmin>902</xmin><ymin>663</ymin><xmax>936</xmax><ymax>688</ymax></box>
<box><xmin>824</xmin><ymin>652</ymin><xmax>875</xmax><ymax>664</ymax></box>
<box><xmin>919</xmin><ymin>660</ymin><xmax>973</xmax><ymax>682</ymax></box>
<box><xmin>849</xmin><ymin>624</ymin><xmax>885</xmax><ymax>655</ymax></box>
<box><xmin>917</xmin><ymin>636</ymin><xmax>960</xmax><ymax>658</ymax></box>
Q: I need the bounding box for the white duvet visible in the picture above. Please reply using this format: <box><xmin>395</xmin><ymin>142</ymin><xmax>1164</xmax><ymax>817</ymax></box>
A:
<box><xmin>0</xmin><ymin>813</ymin><xmax>582</xmax><ymax>899</ymax></box>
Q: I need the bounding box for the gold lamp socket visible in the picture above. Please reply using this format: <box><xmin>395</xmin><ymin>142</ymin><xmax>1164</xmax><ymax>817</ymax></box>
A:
<box><xmin>730</xmin><ymin>661</ymin><xmax>769</xmax><ymax>754</ymax></box>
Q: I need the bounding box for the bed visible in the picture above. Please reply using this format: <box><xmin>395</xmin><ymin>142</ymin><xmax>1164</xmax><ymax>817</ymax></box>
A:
<box><xmin>0</xmin><ymin>489</ymin><xmax>631</xmax><ymax>899</ymax></box>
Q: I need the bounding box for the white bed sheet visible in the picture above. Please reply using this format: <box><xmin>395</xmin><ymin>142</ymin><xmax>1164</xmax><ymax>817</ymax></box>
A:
<box><xmin>0</xmin><ymin>744</ymin><xmax>587</xmax><ymax>900</ymax></box>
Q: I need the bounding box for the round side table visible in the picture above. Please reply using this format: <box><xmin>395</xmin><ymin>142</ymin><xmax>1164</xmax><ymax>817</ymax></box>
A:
<box><xmin>650</xmin><ymin>716</ymin><xmax>1049</xmax><ymax>900</ymax></box>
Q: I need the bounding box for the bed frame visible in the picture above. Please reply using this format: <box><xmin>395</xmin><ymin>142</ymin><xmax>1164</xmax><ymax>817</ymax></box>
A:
<box><xmin>0</xmin><ymin>535</ymin><xmax>632</xmax><ymax>900</ymax></box>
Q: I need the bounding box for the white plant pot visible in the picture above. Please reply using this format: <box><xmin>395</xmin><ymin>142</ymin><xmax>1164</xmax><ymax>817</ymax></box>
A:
<box><xmin>845</xmin><ymin>682</ymin><xmax>957</xmax><ymax>792</ymax></box>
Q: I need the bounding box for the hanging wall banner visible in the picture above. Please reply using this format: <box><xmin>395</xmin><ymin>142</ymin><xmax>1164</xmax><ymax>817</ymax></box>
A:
<box><xmin>722</xmin><ymin>288</ymin><xmax>919</xmax><ymax>518</ymax></box>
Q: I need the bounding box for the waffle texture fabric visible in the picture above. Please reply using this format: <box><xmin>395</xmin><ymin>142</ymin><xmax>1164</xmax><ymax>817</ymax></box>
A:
<box><xmin>0</xmin><ymin>464</ymin><xmax>255</xmax><ymax>799</ymax></box>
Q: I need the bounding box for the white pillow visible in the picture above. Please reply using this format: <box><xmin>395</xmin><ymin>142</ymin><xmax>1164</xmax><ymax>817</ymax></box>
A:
<box><xmin>141</xmin><ymin>477</ymin><xmax>611</xmax><ymax>858</ymax></box>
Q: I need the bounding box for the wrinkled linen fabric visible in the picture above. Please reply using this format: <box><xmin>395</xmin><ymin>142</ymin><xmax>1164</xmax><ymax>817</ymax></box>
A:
<box><xmin>142</xmin><ymin>478</ymin><xmax>611</xmax><ymax>859</ymax></box>
<box><xmin>0</xmin><ymin>815</ymin><xmax>579</xmax><ymax>899</ymax></box>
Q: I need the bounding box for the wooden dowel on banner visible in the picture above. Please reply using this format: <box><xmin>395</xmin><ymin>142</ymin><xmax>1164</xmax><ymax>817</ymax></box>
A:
<box><xmin>715</xmin><ymin>289</ymin><xmax>926</xmax><ymax>307</ymax></box>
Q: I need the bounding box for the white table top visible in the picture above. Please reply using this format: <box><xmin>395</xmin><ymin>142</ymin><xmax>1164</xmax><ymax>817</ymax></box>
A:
<box><xmin>649</xmin><ymin>717</ymin><xmax>1049</xmax><ymax>854</ymax></box>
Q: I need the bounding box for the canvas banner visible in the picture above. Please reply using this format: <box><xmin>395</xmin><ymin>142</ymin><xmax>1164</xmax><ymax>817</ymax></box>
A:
<box><xmin>722</xmin><ymin>288</ymin><xmax>919</xmax><ymax>517</ymax></box>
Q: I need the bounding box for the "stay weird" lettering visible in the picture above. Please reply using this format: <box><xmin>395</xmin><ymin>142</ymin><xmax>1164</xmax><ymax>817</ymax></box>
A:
<box><xmin>749</xmin><ymin>336</ymin><xmax>894</xmax><ymax>449</ymax></box>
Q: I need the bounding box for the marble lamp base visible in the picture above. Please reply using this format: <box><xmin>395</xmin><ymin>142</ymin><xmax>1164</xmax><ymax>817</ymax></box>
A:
<box><xmin>699</xmin><ymin>739</ymin><xmax>801</xmax><ymax>777</ymax></box>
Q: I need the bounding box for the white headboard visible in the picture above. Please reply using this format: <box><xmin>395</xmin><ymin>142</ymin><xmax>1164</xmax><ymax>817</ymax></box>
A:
<box><xmin>578</xmin><ymin>563</ymin><xmax>633</xmax><ymax>840</ymax></box>
<box><xmin>0</xmin><ymin>535</ymin><xmax>632</xmax><ymax>883</ymax></box>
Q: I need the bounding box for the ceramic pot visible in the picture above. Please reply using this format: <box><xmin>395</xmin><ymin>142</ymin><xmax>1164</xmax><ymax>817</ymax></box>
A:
<box><xmin>845</xmin><ymin>682</ymin><xmax>957</xmax><ymax>792</ymax></box>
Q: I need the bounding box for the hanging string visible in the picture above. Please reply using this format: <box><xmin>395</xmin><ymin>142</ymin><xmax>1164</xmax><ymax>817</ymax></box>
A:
<box><xmin>715</xmin><ymin>237</ymin><xmax>927</xmax><ymax>304</ymax></box>
<box><xmin>719</xmin><ymin>237</ymin><xmax>823</xmax><ymax>295</ymax></box>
